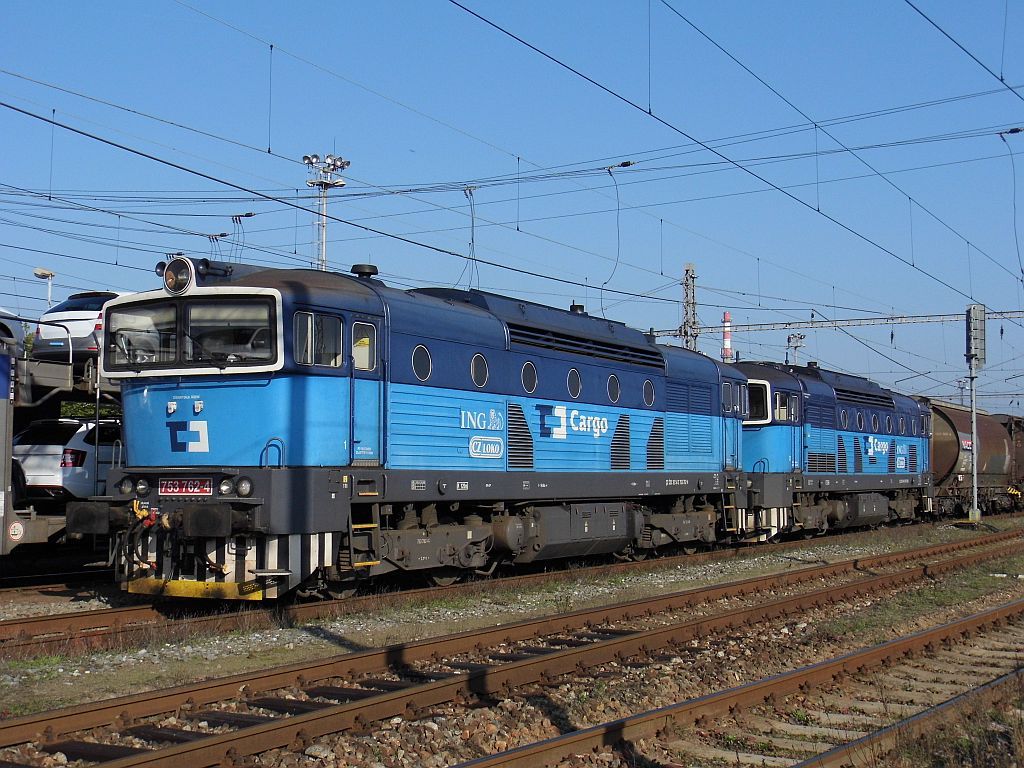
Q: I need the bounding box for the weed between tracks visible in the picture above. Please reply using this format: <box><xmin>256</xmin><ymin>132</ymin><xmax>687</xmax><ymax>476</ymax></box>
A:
<box><xmin>811</xmin><ymin>553</ymin><xmax>1024</xmax><ymax>647</ymax></box>
<box><xmin>885</xmin><ymin>685</ymin><xmax>1024</xmax><ymax>767</ymax></box>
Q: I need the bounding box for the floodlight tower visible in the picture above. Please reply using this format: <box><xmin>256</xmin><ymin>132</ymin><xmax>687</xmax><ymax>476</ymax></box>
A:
<box><xmin>32</xmin><ymin>267</ymin><xmax>55</xmax><ymax>307</ymax></box>
<box><xmin>302</xmin><ymin>153</ymin><xmax>350</xmax><ymax>271</ymax></box>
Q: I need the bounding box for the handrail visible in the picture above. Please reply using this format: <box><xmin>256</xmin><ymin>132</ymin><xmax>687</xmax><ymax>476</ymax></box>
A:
<box><xmin>260</xmin><ymin>437</ymin><xmax>285</xmax><ymax>468</ymax></box>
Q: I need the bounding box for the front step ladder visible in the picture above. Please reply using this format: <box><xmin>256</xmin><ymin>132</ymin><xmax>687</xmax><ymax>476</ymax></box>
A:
<box><xmin>346</xmin><ymin>504</ymin><xmax>381</xmax><ymax>570</ymax></box>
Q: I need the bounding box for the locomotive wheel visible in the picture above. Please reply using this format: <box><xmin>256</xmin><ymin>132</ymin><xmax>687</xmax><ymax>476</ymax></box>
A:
<box><xmin>427</xmin><ymin>568</ymin><xmax>464</xmax><ymax>587</ymax></box>
<box><xmin>327</xmin><ymin>579</ymin><xmax>359</xmax><ymax>599</ymax></box>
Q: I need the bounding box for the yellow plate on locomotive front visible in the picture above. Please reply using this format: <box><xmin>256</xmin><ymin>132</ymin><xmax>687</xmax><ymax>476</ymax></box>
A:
<box><xmin>128</xmin><ymin>577</ymin><xmax>265</xmax><ymax>600</ymax></box>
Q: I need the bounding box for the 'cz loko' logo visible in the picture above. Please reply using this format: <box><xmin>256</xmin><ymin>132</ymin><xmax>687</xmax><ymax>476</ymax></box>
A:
<box><xmin>167</xmin><ymin>420</ymin><xmax>210</xmax><ymax>453</ymax></box>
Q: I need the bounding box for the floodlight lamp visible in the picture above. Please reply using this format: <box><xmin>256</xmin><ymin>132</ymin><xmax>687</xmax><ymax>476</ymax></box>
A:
<box><xmin>310</xmin><ymin>154</ymin><xmax>320</xmax><ymax>164</ymax></box>
<box><xmin>325</xmin><ymin>154</ymin><xmax>335</xmax><ymax>165</ymax></box>
<box><xmin>302</xmin><ymin>155</ymin><xmax>312</xmax><ymax>165</ymax></box>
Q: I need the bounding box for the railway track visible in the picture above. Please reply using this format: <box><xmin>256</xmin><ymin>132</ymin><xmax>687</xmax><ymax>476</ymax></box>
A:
<box><xmin>464</xmin><ymin>598</ymin><xmax>1024</xmax><ymax>767</ymax></box>
<box><xmin>0</xmin><ymin>529</ymin><xmax>1020</xmax><ymax>766</ymax></box>
<box><xmin>0</xmin><ymin>526</ymin><xmax>1018</xmax><ymax>660</ymax></box>
<box><xmin>0</xmin><ymin>567</ymin><xmax>112</xmax><ymax>593</ymax></box>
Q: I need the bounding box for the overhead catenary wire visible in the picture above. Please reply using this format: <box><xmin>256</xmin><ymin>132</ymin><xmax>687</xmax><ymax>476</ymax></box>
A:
<box><xmin>447</xmin><ymin>1</ymin><xmax>1014</xmax><ymax>319</ymax></box>
<box><xmin>904</xmin><ymin>0</ymin><xmax>1024</xmax><ymax>107</ymax></box>
<box><xmin>6</xmin><ymin>61</ymin><xmax>1021</xmax><ymax>313</ymax></box>
<box><xmin>658</xmin><ymin>0</ymin><xmax>1024</xmax><ymax>287</ymax></box>
<box><xmin>0</xmin><ymin>101</ymin><xmax>693</xmax><ymax>306</ymax></box>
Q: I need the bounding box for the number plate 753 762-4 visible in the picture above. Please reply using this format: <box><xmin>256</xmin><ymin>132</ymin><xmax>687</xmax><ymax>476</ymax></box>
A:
<box><xmin>158</xmin><ymin>478</ymin><xmax>213</xmax><ymax>496</ymax></box>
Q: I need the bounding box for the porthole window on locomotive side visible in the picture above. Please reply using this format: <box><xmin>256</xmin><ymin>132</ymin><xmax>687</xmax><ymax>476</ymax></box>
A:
<box><xmin>871</xmin><ymin>414</ymin><xmax>880</xmax><ymax>432</ymax></box>
<box><xmin>840</xmin><ymin>409</ymin><xmax>849</xmax><ymax>429</ymax></box>
<box><xmin>643</xmin><ymin>379</ymin><xmax>655</xmax><ymax>407</ymax></box>
<box><xmin>521</xmin><ymin>361</ymin><xmax>537</xmax><ymax>393</ymax></box>
<box><xmin>567</xmin><ymin>368</ymin><xmax>582</xmax><ymax>399</ymax></box>
<box><xmin>608</xmin><ymin>374</ymin><xmax>620</xmax><ymax>403</ymax></box>
<box><xmin>856</xmin><ymin>412</ymin><xmax>865</xmax><ymax>431</ymax></box>
<box><xmin>412</xmin><ymin>344</ymin><xmax>432</xmax><ymax>382</ymax></box>
<box><xmin>886</xmin><ymin>415</ymin><xmax>893</xmax><ymax>433</ymax></box>
<box><xmin>899</xmin><ymin>416</ymin><xmax>906</xmax><ymax>435</ymax></box>
<box><xmin>471</xmin><ymin>353</ymin><xmax>489</xmax><ymax>388</ymax></box>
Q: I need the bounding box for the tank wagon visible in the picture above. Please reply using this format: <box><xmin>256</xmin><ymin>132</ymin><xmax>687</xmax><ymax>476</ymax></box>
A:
<box><xmin>928</xmin><ymin>401</ymin><xmax>1018</xmax><ymax>515</ymax></box>
<box><xmin>68</xmin><ymin>257</ymin><xmax>747</xmax><ymax>599</ymax></box>
<box><xmin>734</xmin><ymin>362</ymin><xmax>932</xmax><ymax>538</ymax></box>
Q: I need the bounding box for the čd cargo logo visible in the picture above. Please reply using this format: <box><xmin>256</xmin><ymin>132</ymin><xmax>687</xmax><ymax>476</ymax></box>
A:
<box><xmin>536</xmin><ymin>405</ymin><xmax>609</xmax><ymax>439</ymax></box>
<box><xmin>863</xmin><ymin>436</ymin><xmax>890</xmax><ymax>457</ymax></box>
<box><xmin>167</xmin><ymin>420</ymin><xmax>210</xmax><ymax>453</ymax></box>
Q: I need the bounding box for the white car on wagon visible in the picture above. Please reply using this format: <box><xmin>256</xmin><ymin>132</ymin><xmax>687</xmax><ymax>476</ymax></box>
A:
<box><xmin>31</xmin><ymin>291</ymin><xmax>126</xmax><ymax>373</ymax></box>
<box><xmin>12</xmin><ymin>419</ymin><xmax>123</xmax><ymax>504</ymax></box>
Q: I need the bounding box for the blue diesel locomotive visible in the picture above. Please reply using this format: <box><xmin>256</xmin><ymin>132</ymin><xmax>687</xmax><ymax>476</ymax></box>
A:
<box><xmin>68</xmin><ymin>257</ymin><xmax>750</xmax><ymax>599</ymax></box>
<box><xmin>734</xmin><ymin>362</ymin><xmax>931</xmax><ymax>538</ymax></box>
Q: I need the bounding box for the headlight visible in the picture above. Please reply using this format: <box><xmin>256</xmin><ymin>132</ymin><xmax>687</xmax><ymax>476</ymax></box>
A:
<box><xmin>218</xmin><ymin>478</ymin><xmax>235</xmax><ymax>496</ymax></box>
<box><xmin>136</xmin><ymin>478</ymin><xmax>150</xmax><ymax>496</ymax></box>
<box><xmin>236</xmin><ymin>476</ymin><xmax>253</xmax><ymax>497</ymax></box>
<box><xmin>118</xmin><ymin>477</ymin><xmax>134</xmax><ymax>495</ymax></box>
<box><xmin>162</xmin><ymin>257</ymin><xmax>193</xmax><ymax>295</ymax></box>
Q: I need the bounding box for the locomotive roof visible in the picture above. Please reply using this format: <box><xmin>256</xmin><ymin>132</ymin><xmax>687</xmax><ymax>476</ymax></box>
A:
<box><xmin>413</xmin><ymin>288</ymin><xmax>656</xmax><ymax>354</ymax></box>
<box><xmin>236</xmin><ymin>268</ymin><xmax>386</xmax><ymax>315</ymax></box>
<box><xmin>734</xmin><ymin>361</ymin><xmax>809</xmax><ymax>392</ymax></box>
<box><xmin>739</xmin><ymin>360</ymin><xmax>924</xmax><ymax>412</ymax></box>
<box><xmin>661</xmin><ymin>344</ymin><xmax>730</xmax><ymax>382</ymax></box>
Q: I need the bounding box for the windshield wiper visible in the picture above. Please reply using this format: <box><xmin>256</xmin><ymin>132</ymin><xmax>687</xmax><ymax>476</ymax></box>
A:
<box><xmin>183</xmin><ymin>331</ymin><xmax>228</xmax><ymax>370</ymax></box>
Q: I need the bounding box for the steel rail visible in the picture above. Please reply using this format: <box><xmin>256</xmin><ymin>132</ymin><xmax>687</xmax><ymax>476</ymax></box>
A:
<box><xmin>454</xmin><ymin>597</ymin><xmax>1024</xmax><ymax>767</ymax></box>
<box><xmin>793</xmin><ymin>668</ymin><xmax>1024</xmax><ymax>767</ymax></box>
<box><xmin>10</xmin><ymin>535</ymin><xmax>1018</xmax><ymax>767</ymax></box>
<box><xmin>4</xmin><ymin>525</ymin><xmax>1012</xmax><ymax>658</ymax></box>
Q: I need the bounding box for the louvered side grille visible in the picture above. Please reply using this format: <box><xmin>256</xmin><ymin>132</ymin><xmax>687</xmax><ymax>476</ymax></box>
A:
<box><xmin>507</xmin><ymin>403</ymin><xmax>533</xmax><ymax>469</ymax></box>
<box><xmin>611</xmin><ymin>415</ymin><xmax>631</xmax><ymax>470</ymax></box>
<box><xmin>854</xmin><ymin>440</ymin><xmax>863</xmax><ymax>473</ymax></box>
<box><xmin>807</xmin><ymin>453</ymin><xmax>837</xmax><ymax>473</ymax></box>
<box><xmin>647</xmin><ymin>417</ymin><xmax>665</xmax><ymax>470</ymax></box>
<box><xmin>507</xmin><ymin>323</ymin><xmax>663</xmax><ymax>369</ymax></box>
<box><xmin>837</xmin><ymin>435</ymin><xmax>848</xmax><ymax>472</ymax></box>
<box><xmin>807</xmin><ymin>403</ymin><xmax>836</xmax><ymax>429</ymax></box>
<box><xmin>835</xmin><ymin>388</ymin><xmax>895</xmax><ymax>409</ymax></box>
<box><xmin>887</xmin><ymin>441</ymin><xmax>896</xmax><ymax>472</ymax></box>
<box><xmin>909</xmin><ymin>444</ymin><xmax>918</xmax><ymax>472</ymax></box>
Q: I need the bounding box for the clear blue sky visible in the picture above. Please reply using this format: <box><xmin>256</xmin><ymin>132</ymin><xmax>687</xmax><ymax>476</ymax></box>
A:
<box><xmin>3</xmin><ymin>1</ymin><xmax>1024</xmax><ymax>409</ymax></box>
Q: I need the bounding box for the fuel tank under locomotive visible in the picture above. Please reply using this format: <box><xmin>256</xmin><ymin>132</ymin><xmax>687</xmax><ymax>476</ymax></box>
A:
<box><xmin>930</xmin><ymin>401</ymin><xmax>1012</xmax><ymax>512</ymax></box>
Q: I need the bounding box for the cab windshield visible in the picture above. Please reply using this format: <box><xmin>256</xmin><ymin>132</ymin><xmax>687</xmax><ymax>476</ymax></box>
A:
<box><xmin>106</xmin><ymin>298</ymin><xmax>275</xmax><ymax>370</ymax></box>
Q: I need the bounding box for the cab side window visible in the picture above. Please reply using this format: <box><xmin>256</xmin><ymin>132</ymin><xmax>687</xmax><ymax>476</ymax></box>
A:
<box><xmin>294</xmin><ymin>312</ymin><xmax>343</xmax><ymax>367</ymax></box>
<box><xmin>747</xmin><ymin>383</ymin><xmax>769</xmax><ymax>421</ymax></box>
<box><xmin>774</xmin><ymin>391</ymin><xmax>789</xmax><ymax>422</ymax></box>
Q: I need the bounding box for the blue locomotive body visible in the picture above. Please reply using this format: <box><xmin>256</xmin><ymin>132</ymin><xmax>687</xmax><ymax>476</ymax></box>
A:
<box><xmin>67</xmin><ymin>258</ymin><xmax>933</xmax><ymax>599</ymax></box>
<box><xmin>735</xmin><ymin>362</ymin><xmax>931</xmax><ymax>537</ymax></box>
<box><xmin>71</xmin><ymin>258</ymin><xmax>754</xmax><ymax>599</ymax></box>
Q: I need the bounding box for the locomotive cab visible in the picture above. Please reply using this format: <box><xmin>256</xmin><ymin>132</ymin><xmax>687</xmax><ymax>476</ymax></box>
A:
<box><xmin>70</xmin><ymin>257</ymin><xmax>391</xmax><ymax>598</ymax></box>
